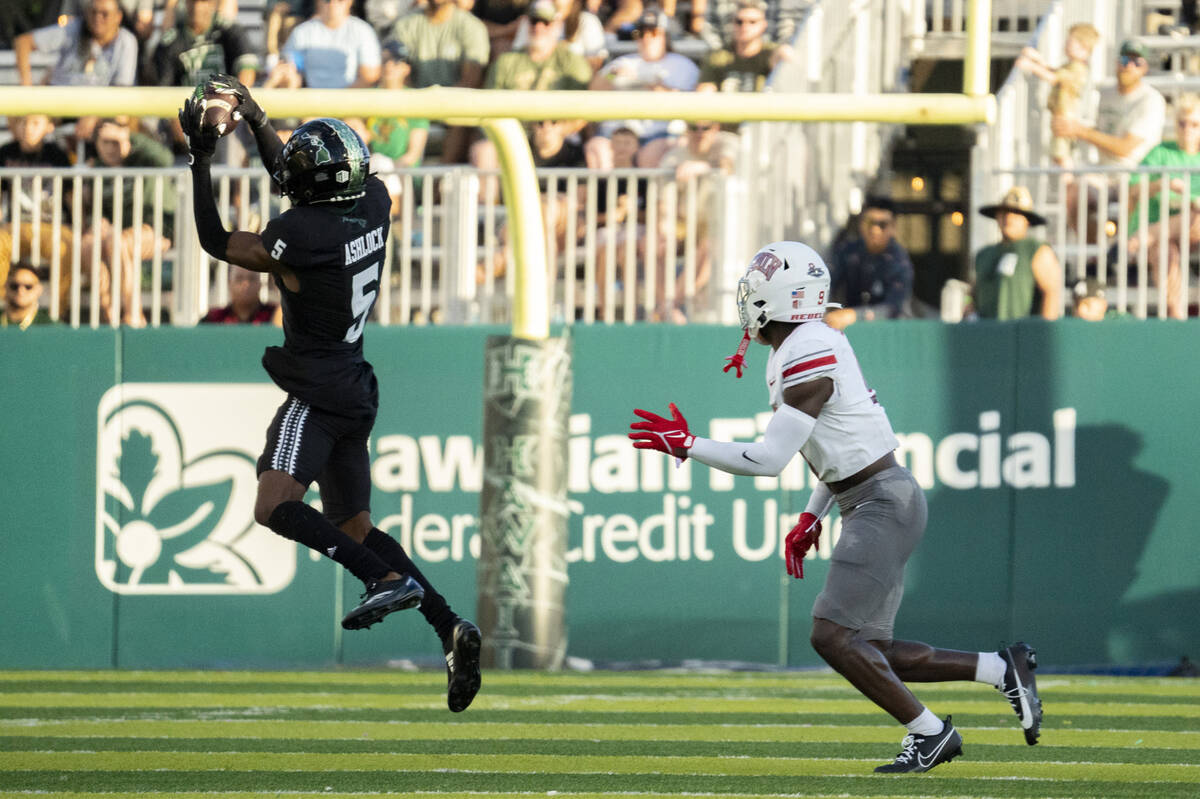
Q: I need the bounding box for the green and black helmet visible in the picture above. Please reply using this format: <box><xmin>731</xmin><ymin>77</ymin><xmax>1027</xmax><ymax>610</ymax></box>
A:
<box><xmin>273</xmin><ymin>118</ymin><xmax>370</xmax><ymax>205</ymax></box>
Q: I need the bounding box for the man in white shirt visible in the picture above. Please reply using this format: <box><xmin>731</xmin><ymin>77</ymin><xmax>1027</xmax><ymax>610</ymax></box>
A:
<box><xmin>266</xmin><ymin>0</ymin><xmax>382</xmax><ymax>89</ymax></box>
<box><xmin>629</xmin><ymin>241</ymin><xmax>1044</xmax><ymax>773</ymax></box>
<box><xmin>1054</xmin><ymin>39</ymin><xmax>1167</xmax><ymax>234</ymax></box>
<box><xmin>585</xmin><ymin>6</ymin><xmax>699</xmax><ymax>168</ymax></box>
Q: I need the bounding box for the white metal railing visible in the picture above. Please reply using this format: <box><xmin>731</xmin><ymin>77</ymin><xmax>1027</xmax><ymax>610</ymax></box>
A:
<box><xmin>2</xmin><ymin>166</ymin><xmax>184</xmax><ymax>327</ymax></box>
<box><xmin>919</xmin><ymin>0</ymin><xmax>1052</xmax><ymax>35</ymax></box>
<box><xmin>1</xmin><ymin>163</ymin><xmax>728</xmax><ymax>327</ymax></box>
<box><xmin>973</xmin><ymin>163</ymin><xmax>1200</xmax><ymax>318</ymax></box>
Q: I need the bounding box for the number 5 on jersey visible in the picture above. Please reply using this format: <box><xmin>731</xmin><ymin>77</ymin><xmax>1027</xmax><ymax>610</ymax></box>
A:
<box><xmin>345</xmin><ymin>261</ymin><xmax>380</xmax><ymax>343</ymax></box>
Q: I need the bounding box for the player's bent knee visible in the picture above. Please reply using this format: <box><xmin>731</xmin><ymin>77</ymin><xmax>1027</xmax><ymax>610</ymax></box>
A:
<box><xmin>255</xmin><ymin>470</ymin><xmax>305</xmax><ymax>527</ymax></box>
<box><xmin>337</xmin><ymin>510</ymin><xmax>373</xmax><ymax>543</ymax></box>
<box><xmin>810</xmin><ymin>618</ymin><xmax>852</xmax><ymax>660</ymax></box>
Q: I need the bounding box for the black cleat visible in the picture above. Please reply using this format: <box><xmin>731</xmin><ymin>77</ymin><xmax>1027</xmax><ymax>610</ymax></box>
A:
<box><xmin>874</xmin><ymin>716</ymin><xmax>963</xmax><ymax>774</ymax></box>
<box><xmin>443</xmin><ymin>618</ymin><xmax>482</xmax><ymax>713</ymax></box>
<box><xmin>341</xmin><ymin>576</ymin><xmax>424</xmax><ymax>630</ymax></box>
<box><xmin>1000</xmin><ymin>641</ymin><xmax>1043</xmax><ymax>745</ymax></box>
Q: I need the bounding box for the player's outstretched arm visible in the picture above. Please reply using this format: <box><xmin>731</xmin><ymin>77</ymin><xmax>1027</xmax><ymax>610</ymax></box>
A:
<box><xmin>180</xmin><ymin>95</ymin><xmax>288</xmax><ymax>281</ymax></box>
<box><xmin>180</xmin><ymin>95</ymin><xmax>232</xmax><ymax>261</ymax></box>
<box><xmin>205</xmin><ymin>73</ymin><xmax>283</xmax><ymax>175</ymax></box>
<box><xmin>628</xmin><ymin>378</ymin><xmax>831</xmax><ymax>477</ymax></box>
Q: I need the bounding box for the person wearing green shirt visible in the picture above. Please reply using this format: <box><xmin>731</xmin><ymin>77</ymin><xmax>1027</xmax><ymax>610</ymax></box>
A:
<box><xmin>1126</xmin><ymin>92</ymin><xmax>1200</xmax><ymax>320</ymax></box>
<box><xmin>368</xmin><ymin>40</ymin><xmax>429</xmax><ymax>167</ymax></box>
<box><xmin>971</xmin><ymin>186</ymin><xmax>1062</xmax><ymax>321</ymax></box>
<box><xmin>696</xmin><ymin>0</ymin><xmax>795</xmax><ymax>96</ymax></box>
<box><xmin>469</xmin><ymin>0</ymin><xmax>591</xmax><ymax>183</ymax></box>
<box><xmin>389</xmin><ymin>0</ymin><xmax>489</xmax><ymax>163</ymax></box>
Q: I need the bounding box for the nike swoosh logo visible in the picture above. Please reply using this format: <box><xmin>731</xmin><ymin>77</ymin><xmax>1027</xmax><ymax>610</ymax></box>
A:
<box><xmin>741</xmin><ymin>451</ymin><xmax>760</xmax><ymax>463</ymax></box>
<box><xmin>917</xmin><ymin>732</ymin><xmax>952</xmax><ymax>769</ymax></box>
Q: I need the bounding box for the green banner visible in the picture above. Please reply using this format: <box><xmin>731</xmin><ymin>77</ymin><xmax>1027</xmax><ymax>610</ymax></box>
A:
<box><xmin>2</xmin><ymin>321</ymin><xmax>1196</xmax><ymax>670</ymax></box>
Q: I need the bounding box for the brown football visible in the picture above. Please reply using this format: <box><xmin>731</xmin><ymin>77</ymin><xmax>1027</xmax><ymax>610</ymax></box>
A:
<box><xmin>200</xmin><ymin>90</ymin><xmax>241</xmax><ymax>137</ymax></box>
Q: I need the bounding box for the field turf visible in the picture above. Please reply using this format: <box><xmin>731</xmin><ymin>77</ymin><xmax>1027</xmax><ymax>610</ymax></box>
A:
<box><xmin>1</xmin><ymin>669</ymin><xmax>1197</xmax><ymax>798</ymax></box>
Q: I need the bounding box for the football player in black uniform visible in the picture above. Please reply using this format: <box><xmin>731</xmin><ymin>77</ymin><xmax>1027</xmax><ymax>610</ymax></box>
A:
<box><xmin>180</xmin><ymin>75</ymin><xmax>481</xmax><ymax>712</ymax></box>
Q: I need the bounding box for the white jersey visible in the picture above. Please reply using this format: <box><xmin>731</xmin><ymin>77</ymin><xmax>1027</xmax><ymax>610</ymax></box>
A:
<box><xmin>765</xmin><ymin>322</ymin><xmax>899</xmax><ymax>483</ymax></box>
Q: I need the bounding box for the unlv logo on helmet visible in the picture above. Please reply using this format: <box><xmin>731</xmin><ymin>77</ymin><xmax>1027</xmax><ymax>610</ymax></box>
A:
<box><xmin>748</xmin><ymin>251</ymin><xmax>784</xmax><ymax>279</ymax></box>
<box><xmin>807</xmin><ymin>262</ymin><xmax>825</xmax><ymax>277</ymax></box>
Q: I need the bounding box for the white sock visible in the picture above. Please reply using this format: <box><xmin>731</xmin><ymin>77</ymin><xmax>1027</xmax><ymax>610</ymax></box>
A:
<box><xmin>904</xmin><ymin>707</ymin><xmax>944</xmax><ymax>736</ymax></box>
<box><xmin>975</xmin><ymin>651</ymin><xmax>1007</xmax><ymax>688</ymax></box>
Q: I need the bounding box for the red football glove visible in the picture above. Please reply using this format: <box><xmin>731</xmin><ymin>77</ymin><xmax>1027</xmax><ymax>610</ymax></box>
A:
<box><xmin>784</xmin><ymin>512</ymin><xmax>822</xmax><ymax>579</ymax></box>
<box><xmin>629</xmin><ymin>402</ymin><xmax>695</xmax><ymax>459</ymax></box>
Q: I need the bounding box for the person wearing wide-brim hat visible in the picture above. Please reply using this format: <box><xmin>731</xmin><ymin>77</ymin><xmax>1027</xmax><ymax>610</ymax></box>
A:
<box><xmin>970</xmin><ymin>186</ymin><xmax>1062</xmax><ymax>320</ymax></box>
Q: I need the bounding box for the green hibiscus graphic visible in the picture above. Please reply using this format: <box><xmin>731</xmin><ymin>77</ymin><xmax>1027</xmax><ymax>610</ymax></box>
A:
<box><xmin>102</xmin><ymin>426</ymin><xmax>263</xmax><ymax>588</ymax></box>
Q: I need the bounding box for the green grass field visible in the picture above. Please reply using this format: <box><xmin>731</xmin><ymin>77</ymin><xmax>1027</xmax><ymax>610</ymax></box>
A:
<box><xmin>1</xmin><ymin>669</ymin><xmax>1197</xmax><ymax>798</ymax></box>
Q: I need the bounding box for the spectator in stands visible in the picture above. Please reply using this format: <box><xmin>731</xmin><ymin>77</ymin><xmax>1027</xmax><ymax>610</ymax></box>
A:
<box><xmin>153</xmin><ymin>0</ymin><xmax>259</xmax><ymax>88</ymax></box>
<box><xmin>970</xmin><ymin>186</ymin><xmax>1061</xmax><ymax>321</ymax></box>
<box><xmin>1015</xmin><ymin>22</ymin><xmax>1100</xmax><ymax>168</ymax></box>
<box><xmin>696</xmin><ymin>0</ymin><xmax>794</xmax><ymax>95</ymax></box>
<box><xmin>824</xmin><ymin>195</ymin><xmax>914</xmax><ymax>329</ymax></box>
<box><xmin>1072</xmin><ymin>277</ymin><xmax>1108</xmax><ymax>321</ymax></box>
<box><xmin>390</xmin><ymin>0</ymin><xmax>490</xmax><ymax>163</ymax></box>
<box><xmin>60</xmin><ymin>0</ymin><xmax>158</xmax><ymax>42</ymax></box>
<box><xmin>592</xmin><ymin>121</ymin><xmax>736</xmax><ymax>321</ymax></box>
<box><xmin>0</xmin><ymin>114</ymin><xmax>71</xmax><ymax>238</ymax></box>
<box><xmin>695</xmin><ymin>0</ymin><xmax>804</xmax><ymax>50</ymax></box>
<box><xmin>472</xmin><ymin>1</ymin><xmax>592</xmax><ymax>280</ymax></box>
<box><xmin>1054</xmin><ymin>40</ymin><xmax>1167</xmax><ymax>235</ymax></box>
<box><xmin>265</xmin><ymin>0</ymin><xmax>382</xmax><ymax>88</ymax></box>
<box><xmin>368</xmin><ymin>40</ymin><xmax>430</xmax><ymax>168</ymax></box>
<box><xmin>0</xmin><ymin>114</ymin><xmax>70</xmax><ymax>169</ymax></box>
<box><xmin>0</xmin><ymin>115</ymin><xmax>74</xmax><ymax>314</ymax></box>
<box><xmin>153</xmin><ymin>0</ymin><xmax>260</xmax><ymax>155</ymax></box>
<box><xmin>15</xmin><ymin>0</ymin><xmax>138</xmax><ymax>146</ymax></box>
<box><xmin>586</xmin><ymin>6</ymin><xmax>699</xmax><ymax>169</ymax></box>
<box><xmin>264</xmin><ymin>0</ymin><xmax>313</xmax><ymax>73</ymax></box>
<box><xmin>201</xmin><ymin>265</ymin><xmax>282</xmax><ymax>324</ymax></box>
<box><xmin>470</xmin><ymin>1</ymin><xmax>592</xmax><ymax>173</ymax></box>
<box><xmin>161</xmin><ymin>0</ymin><xmax>240</xmax><ymax>35</ymax></box>
<box><xmin>2</xmin><ymin>261</ymin><xmax>54</xmax><ymax>330</ymax></box>
<box><xmin>15</xmin><ymin>0</ymin><xmax>138</xmax><ymax>88</ymax></box>
<box><xmin>655</xmin><ymin>118</ymin><xmax>738</xmax><ymax>319</ymax></box>
<box><xmin>511</xmin><ymin>0</ymin><xmax>608</xmax><ymax>71</ymax></box>
<box><xmin>1126</xmin><ymin>92</ymin><xmax>1200</xmax><ymax>320</ymax></box>
<box><xmin>82</xmin><ymin>117</ymin><xmax>176</xmax><ymax>326</ymax></box>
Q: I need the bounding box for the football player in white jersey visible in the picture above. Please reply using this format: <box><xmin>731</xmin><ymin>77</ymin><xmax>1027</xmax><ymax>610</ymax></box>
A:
<box><xmin>629</xmin><ymin>240</ymin><xmax>1042</xmax><ymax>773</ymax></box>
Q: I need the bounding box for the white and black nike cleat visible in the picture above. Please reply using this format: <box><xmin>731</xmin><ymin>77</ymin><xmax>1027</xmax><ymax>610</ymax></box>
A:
<box><xmin>341</xmin><ymin>575</ymin><xmax>424</xmax><ymax>630</ymax></box>
<box><xmin>443</xmin><ymin>618</ymin><xmax>482</xmax><ymax>713</ymax></box>
<box><xmin>874</xmin><ymin>716</ymin><xmax>963</xmax><ymax>774</ymax></box>
<box><xmin>1000</xmin><ymin>641</ymin><xmax>1043</xmax><ymax>745</ymax></box>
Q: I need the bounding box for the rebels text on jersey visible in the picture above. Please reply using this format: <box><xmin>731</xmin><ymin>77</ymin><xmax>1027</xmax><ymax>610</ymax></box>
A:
<box><xmin>259</xmin><ymin>175</ymin><xmax>391</xmax><ymax>417</ymax></box>
<box><xmin>765</xmin><ymin>321</ymin><xmax>900</xmax><ymax>483</ymax></box>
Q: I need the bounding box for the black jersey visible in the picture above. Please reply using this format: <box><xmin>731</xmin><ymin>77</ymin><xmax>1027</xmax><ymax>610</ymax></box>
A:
<box><xmin>259</xmin><ymin>175</ymin><xmax>390</xmax><ymax>417</ymax></box>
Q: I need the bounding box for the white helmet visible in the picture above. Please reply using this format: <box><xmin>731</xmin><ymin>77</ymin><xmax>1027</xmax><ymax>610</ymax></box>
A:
<box><xmin>736</xmin><ymin>240</ymin><xmax>837</xmax><ymax>334</ymax></box>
